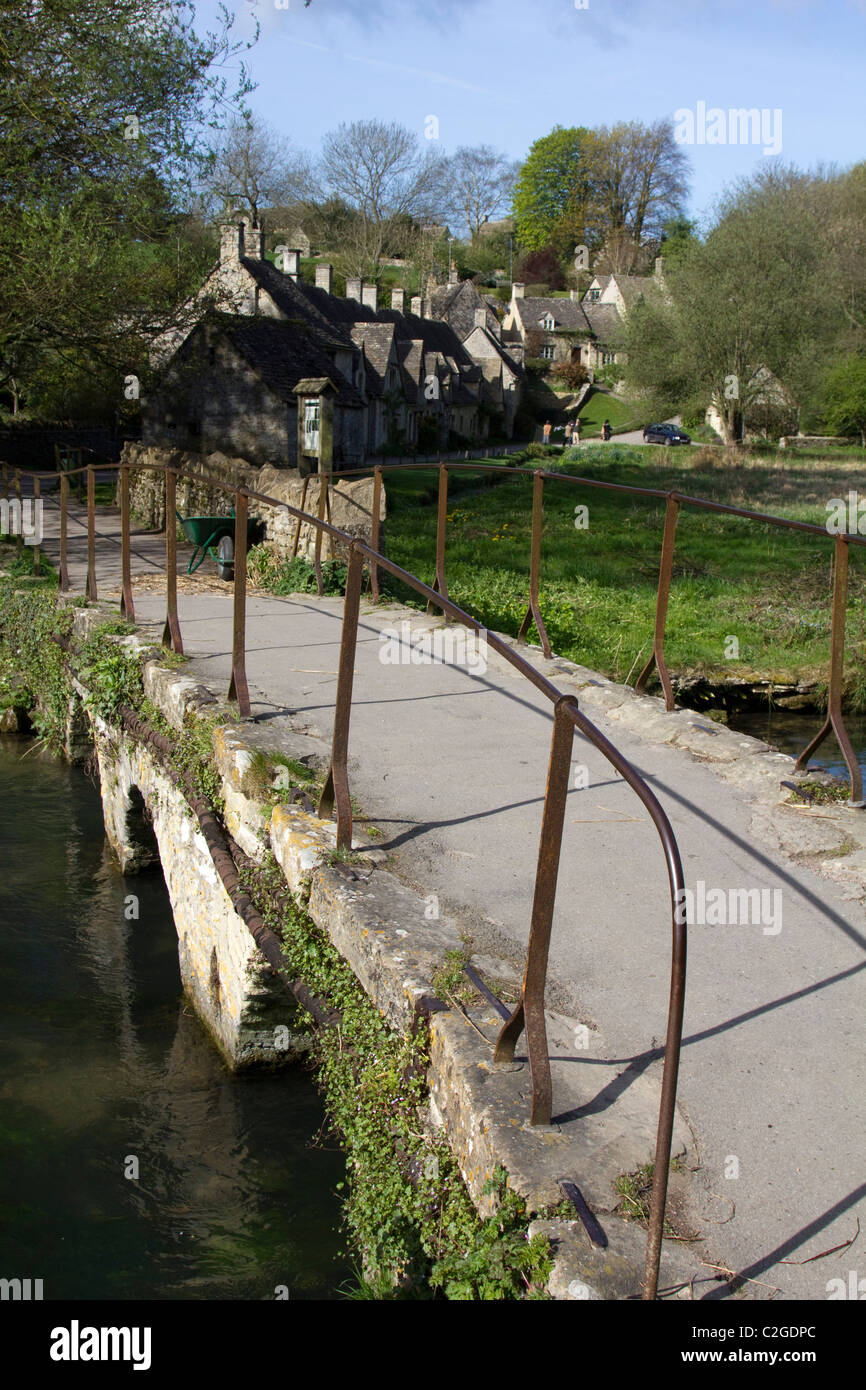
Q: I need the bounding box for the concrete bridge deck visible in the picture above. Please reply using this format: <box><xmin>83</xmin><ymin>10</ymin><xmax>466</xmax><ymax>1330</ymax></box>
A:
<box><xmin>32</xmin><ymin>494</ymin><xmax>866</xmax><ymax>1300</ymax></box>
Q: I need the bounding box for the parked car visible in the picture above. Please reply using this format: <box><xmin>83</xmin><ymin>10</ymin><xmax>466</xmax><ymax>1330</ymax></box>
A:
<box><xmin>643</xmin><ymin>422</ymin><xmax>691</xmax><ymax>445</ymax></box>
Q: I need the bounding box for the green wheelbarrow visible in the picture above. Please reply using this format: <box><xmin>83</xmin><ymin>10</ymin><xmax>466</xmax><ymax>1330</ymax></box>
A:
<box><xmin>175</xmin><ymin>510</ymin><xmax>256</xmax><ymax>579</ymax></box>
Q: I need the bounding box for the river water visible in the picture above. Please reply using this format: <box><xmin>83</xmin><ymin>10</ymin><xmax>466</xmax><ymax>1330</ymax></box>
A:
<box><xmin>727</xmin><ymin>709</ymin><xmax>866</xmax><ymax>779</ymax></box>
<box><xmin>0</xmin><ymin>737</ymin><xmax>349</xmax><ymax>1300</ymax></box>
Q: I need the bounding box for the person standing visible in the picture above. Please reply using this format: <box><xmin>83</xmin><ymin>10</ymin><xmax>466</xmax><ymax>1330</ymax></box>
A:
<box><xmin>573</xmin><ymin>416</ymin><xmax>581</xmax><ymax>444</ymax></box>
<box><xmin>542</xmin><ymin>420</ymin><xmax>552</xmax><ymax>444</ymax></box>
<box><xmin>564</xmin><ymin>420</ymin><xmax>573</xmax><ymax>447</ymax></box>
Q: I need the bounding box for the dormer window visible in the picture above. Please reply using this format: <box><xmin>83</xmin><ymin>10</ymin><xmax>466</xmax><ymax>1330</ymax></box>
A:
<box><xmin>541</xmin><ymin>314</ymin><xmax>556</xmax><ymax>331</ymax></box>
<box><xmin>589</xmin><ymin>289</ymin><xmax>601</xmax><ymax>302</ymax></box>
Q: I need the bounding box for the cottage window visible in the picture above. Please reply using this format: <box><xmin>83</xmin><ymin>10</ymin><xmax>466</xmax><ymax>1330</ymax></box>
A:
<box><xmin>541</xmin><ymin>314</ymin><xmax>556</xmax><ymax>330</ymax></box>
<box><xmin>589</xmin><ymin>289</ymin><xmax>601</xmax><ymax>302</ymax></box>
<box><xmin>601</xmin><ymin>350</ymin><xmax>616</xmax><ymax>365</ymax></box>
<box><xmin>540</xmin><ymin>344</ymin><xmax>556</xmax><ymax>360</ymax></box>
<box><xmin>304</xmin><ymin>399</ymin><xmax>320</xmax><ymax>453</ymax></box>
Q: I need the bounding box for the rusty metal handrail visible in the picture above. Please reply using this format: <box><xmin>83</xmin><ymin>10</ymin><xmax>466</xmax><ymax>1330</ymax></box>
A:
<box><xmin>11</xmin><ymin>453</ymin><xmax>690</xmax><ymax>1298</ymax></box>
<box><xmin>326</xmin><ymin>457</ymin><xmax>866</xmax><ymax>804</ymax></box>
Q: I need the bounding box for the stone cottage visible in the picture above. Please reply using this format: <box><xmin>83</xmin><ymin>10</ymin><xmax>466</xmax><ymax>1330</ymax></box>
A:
<box><xmin>502</xmin><ymin>260</ymin><xmax>667</xmax><ymax>378</ymax></box>
<box><xmin>143</xmin><ymin>217</ymin><xmax>525</xmax><ymax>467</ymax></box>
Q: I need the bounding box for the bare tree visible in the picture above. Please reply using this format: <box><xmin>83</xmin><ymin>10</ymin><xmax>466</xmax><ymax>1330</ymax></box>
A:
<box><xmin>585</xmin><ymin>119</ymin><xmax>690</xmax><ymax>248</ymax></box>
<box><xmin>319</xmin><ymin>119</ymin><xmax>447</xmax><ymax>276</ymax></box>
<box><xmin>447</xmin><ymin>145</ymin><xmax>520</xmax><ymax>239</ymax></box>
<box><xmin>202</xmin><ymin>115</ymin><xmax>318</xmax><ymax>224</ymax></box>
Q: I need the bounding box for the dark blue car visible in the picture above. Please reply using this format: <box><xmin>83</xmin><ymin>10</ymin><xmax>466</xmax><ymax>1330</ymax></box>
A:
<box><xmin>643</xmin><ymin>422</ymin><xmax>691</xmax><ymax>445</ymax></box>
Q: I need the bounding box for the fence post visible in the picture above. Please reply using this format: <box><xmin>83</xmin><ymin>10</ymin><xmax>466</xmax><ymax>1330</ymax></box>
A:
<box><xmin>313</xmin><ymin>470</ymin><xmax>328</xmax><ymax>596</ymax></box>
<box><xmin>227</xmin><ymin>491</ymin><xmax>251</xmax><ymax>717</ymax></box>
<box><xmin>32</xmin><ymin>475</ymin><xmax>40</xmax><ymax>574</ymax></box>
<box><xmin>369</xmin><ymin>465</ymin><xmax>383</xmax><ymax>601</ymax></box>
<box><xmin>59</xmin><ymin>473</ymin><xmax>69</xmax><ymax>591</ymax></box>
<box><xmin>517</xmin><ymin>469</ymin><xmax>552</xmax><ymax>658</ymax></box>
<box><xmin>120</xmin><ymin>463</ymin><xmax>134</xmax><ymax>620</ymax></box>
<box><xmin>493</xmin><ymin>695</ymin><xmax>577</xmax><ymax>1126</ymax></box>
<box><xmin>13</xmin><ymin>471</ymin><xmax>22</xmax><ymax>550</ymax></box>
<box><xmin>635</xmin><ymin>493</ymin><xmax>679</xmax><ymax>709</ymax></box>
<box><xmin>318</xmin><ymin>545</ymin><xmax>364</xmax><ymax>850</ymax></box>
<box><xmin>162</xmin><ymin>469</ymin><xmax>183</xmax><ymax>653</ymax></box>
<box><xmin>291</xmin><ymin>475</ymin><xmax>310</xmax><ymax>559</ymax></box>
<box><xmin>427</xmin><ymin>463</ymin><xmax>449</xmax><ymax>615</ymax></box>
<box><xmin>86</xmin><ymin>465</ymin><xmax>97</xmax><ymax>601</ymax></box>
<box><xmin>795</xmin><ymin>534</ymin><xmax>863</xmax><ymax>805</ymax></box>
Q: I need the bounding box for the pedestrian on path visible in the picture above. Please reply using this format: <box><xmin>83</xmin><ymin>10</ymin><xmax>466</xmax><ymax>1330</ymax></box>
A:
<box><xmin>542</xmin><ymin>420</ymin><xmax>552</xmax><ymax>444</ymax></box>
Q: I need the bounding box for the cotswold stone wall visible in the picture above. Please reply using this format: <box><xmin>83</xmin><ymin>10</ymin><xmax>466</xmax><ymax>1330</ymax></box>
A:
<box><xmin>120</xmin><ymin>443</ymin><xmax>384</xmax><ymax>564</ymax></box>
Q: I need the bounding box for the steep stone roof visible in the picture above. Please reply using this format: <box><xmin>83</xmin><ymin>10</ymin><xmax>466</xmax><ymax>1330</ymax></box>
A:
<box><xmin>426</xmin><ymin>280</ymin><xmax>500</xmax><ymax>339</ymax></box>
<box><xmin>514</xmin><ymin>297</ymin><xmax>591</xmax><ymax>333</ymax></box>
<box><xmin>221</xmin><ymin>317</ymin><xmax>365</xmax><ymax>408</ymax></box>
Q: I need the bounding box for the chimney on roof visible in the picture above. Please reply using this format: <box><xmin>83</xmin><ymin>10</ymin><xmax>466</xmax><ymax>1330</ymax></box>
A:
<box><xmin>410</xmin><ymin>294</ymin><xmax>422</xmax><ymax>316</ymax></box>
<box><xmin>654</xmin><ymin>255</ymin><xmax>666</xmax><ymax>280</ymax></box>
<box><xmin>219</xmin><ymin>219</ymin><xmax>244</xmax><ymax>267</ymax></box>
<box><xmin>474</xmin><ymin>307</ymin><xmax>487</xmax><ymax>329</ymax></box>
<box><xmin>391</xmin><ymin>287</ymin><xmax>405</xmax><ymax>312</ymax></box>
<box><xmin>511</xmin><ymin>281</ymin><xmax>525</xmax><ymax>300</ymax></box>
<box><xmin>346</xmin><ymin>277</ymin><xmax>362</xmax><ymax>303</ymax></box>
<box><xmin>570</xmin><ymin>289</ymin><xmax>580</xmax><ymax>302</ymax></box>
<box><xmin>448</xmin><ymin>264</ymin><xmax>458</xmax><ymax>285</ymax></box>
<box><xmin>243</xmin><ymin>220</ymin><xmax>264</xmax><ymax>260</ymax></box>
<box><xmin>362</xmin><ymin>284</ymin><xmax>378</xmax><ymax>312</ymax></box>
<box><xmin>315</xmin><ymin>263</ymin><xmax>333</xmax><ymax>293</ymax></box>
<box><xmin>275</xmin><ymin>247</ymin><xmax>300</xmax><ymax>280</ymax></box>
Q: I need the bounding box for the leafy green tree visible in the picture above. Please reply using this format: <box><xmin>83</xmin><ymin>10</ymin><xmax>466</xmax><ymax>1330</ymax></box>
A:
<box><xmin>623</xmin><ymin>166</ymin><xmax>829</xmax><ymax>444</ymax></box>
<box><xmin>822</xmin><ymin>356</ymin><xmax>866</xmax><ymax>445</ymax></box>
<box><xmin>512</xmin><ymin>126</ymin><xmax>593</xmax><ymax>258</ymax></box>
<box><xmin>0</xmin><ymin>0</ymin><xmax>254</xmax><ymax>416</ymax></box>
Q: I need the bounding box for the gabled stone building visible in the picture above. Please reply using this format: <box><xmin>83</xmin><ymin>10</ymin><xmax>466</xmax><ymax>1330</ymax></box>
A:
<box><xmin>502</xmin><ymin>260</ymin><xmax>666</xmax><ymax>378</ymax></box>
<box><xmin>144</xmin><ymin>217</ymin><xmax>524</xmax><ymax>468</ymax></box>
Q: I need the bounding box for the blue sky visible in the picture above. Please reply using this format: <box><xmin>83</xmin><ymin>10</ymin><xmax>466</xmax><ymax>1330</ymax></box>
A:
<box><xmin>195</xmin><ymin>0</ymin><xmax>866</xmax><ymax>227</ymax></box>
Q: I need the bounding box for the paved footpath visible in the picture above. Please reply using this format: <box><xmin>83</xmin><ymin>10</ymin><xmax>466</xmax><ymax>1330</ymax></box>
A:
<box><xmin>35</xmin><ymin>494</ymin><xmax>866</xmax><ymax>1300</ymax></box>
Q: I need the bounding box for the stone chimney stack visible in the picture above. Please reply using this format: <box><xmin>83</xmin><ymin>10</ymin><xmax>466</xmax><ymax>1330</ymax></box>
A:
<box><xmin>511</xmin><ymin>281</ymin><xmax>525</xmax><ymax>300</ymax></box>
<box><xmin>654</xmin><ymin>255</ymin><xmax>666</xmax><ymax>280</ymax></box>
<box><xmin>346</xmin><ymin>277</ymin><xmax>362</xmax><ymax>303</ymax></box>
<box><xmin>362</xmin><ymin>284</ymin><xmax>378</xmax><ymax>312</ymax></box>
<box><xmin>219</xmin><ymin>220</ymin><xmax>244</xmax><ymax>267</ymax></box>
<box><xmin>410</xmin><ymin>294</ymin><xmax>422</xmax><ymax>316</ymax></box>
<box><xmin>391</xmin><ymin>288</ymin><xmax>406</xmax><ymax>312</ymax></box>
<box><xmin>474</xmin><ymin>307</ymin><xmax>487</xmax><ymax>329</ymax></box>
<box><xmin>276</xmin><ymin>248</ymin><xmax>300</xmax><ymax>280</ymax></box>
<box><xmin>243</xmin><ymin>220</ymin><xmax>264</xmax><ymax>260</ymax></box>
<box><xmin>315</xmin><ymin>263</ymin><xmax>333</xmax><ymax>293</ymax></box>
<box><xmin>448</xmin><ymin>264</ymin><xmax>459</xmax><ymax>285</ymax></box>
<box><xmin>570</xmin><ymin>289</ymin><xmax>580</xmax><ymax>302</ymax></box>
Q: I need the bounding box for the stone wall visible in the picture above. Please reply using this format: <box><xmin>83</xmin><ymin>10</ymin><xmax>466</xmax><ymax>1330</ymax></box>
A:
<box><xmin>120</xmin><ymin>442</ymin><xmax>385</xmax><ymax>564</ymax></box>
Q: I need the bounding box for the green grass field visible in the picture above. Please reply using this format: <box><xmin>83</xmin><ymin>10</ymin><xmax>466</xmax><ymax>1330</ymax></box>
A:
<box><xmin>378</xmin><ymin>443</ymin><xmax>866</xmax><ymax>706</ymax></box>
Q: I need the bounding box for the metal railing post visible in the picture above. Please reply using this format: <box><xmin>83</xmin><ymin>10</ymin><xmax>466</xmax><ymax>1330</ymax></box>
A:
<box><xmin>427</xmin><ymin>463</ymin><xmax>449</xmax><ymax>615</ymax></box>
<box><xmin>318</xmin><ymin>545</ymin><xmax>364</xmax><ymax>850</ymax></box>
<box><xmin>370</xmin><ymin>465</ymin><xmax>383</xmax><ymax>601</ymax></box>
<box><xmin>635</xmin><ymin>493</ymin><xmax>679</xmax><ymax>709</ymax></box>
<box><xmin>13</xmin><ymin>470</ymin><xmax>22</xmax><ymax>549</ymax></box>
<box><xmin>162</xmin><ymin>469</ymin><xmax>182</xmax><ymax>653</ymax></box>
<box><xmin>494</xmin><ymin>695</ymin><xmax>578</xmax><ymax>1126</ymax></box>
<box><xmin>120</xmin><ymin>464</ymin><xmax>134</xmax><ymax>620</ymax></box>
<box><xmin>795</xmin><ymin>534</ymin><xmax>863</xmax><ymax>805</ymax></box>
<box><xmin>228</xmin><ymin>490</ymin><xmax>251</xmax><ymax>717</ymax></box>
<box><xmin>314</xmin><ymin>470</ymin><xmax>328</xmax><ymax>596</ymax></box>
<box><xmin>32</xmin><ymin>475</ymin><xmax>40</xmax><ymax>574</ymax></box>
<box><xmin>59</xmin><ymin>473</ymin><xmax>69</xmax><ymax>591</ymax></box>
<box><xmin>86</xmin><ymin>465</ymin><xmax>97</xmax><ymax>601</ymax></box>
<box><xmin>517</xmin><ymin>469</ymin><xmax>552</xmax><ymax>658</ymax></box>
<box><xmin>291</xmin><ymin>475</ymin><xmax>310</xmax><ymax>559</ymax></box>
